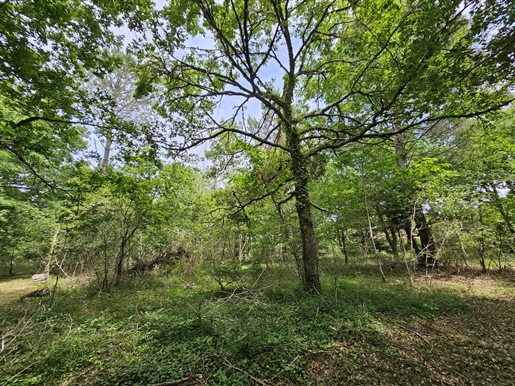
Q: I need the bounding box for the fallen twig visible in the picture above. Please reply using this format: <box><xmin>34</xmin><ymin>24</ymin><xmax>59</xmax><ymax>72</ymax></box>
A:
<box><xmin>216</xmin><ymin>355</ymin><xmax>272</xmax><ymax>385</ymax></box>
<box><xmin>149</xmin><ymin>374</ymin><xmax>203</xmax><ymax>386</ymax></box>
<box><xmin>399</xmin><ymin>325</ymin><xmax>431</xmax><ymax>345</ymax></box>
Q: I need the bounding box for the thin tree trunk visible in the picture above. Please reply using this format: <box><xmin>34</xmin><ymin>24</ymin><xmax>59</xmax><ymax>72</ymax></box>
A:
<box><xmin>404</xmin><ymin>221</ymin><xmax>421</xmax><ymax>255</ymax></box>
<box><xmin>478</xmin><ymin>210</ymin><xmax>487</xmax><ymax>273</ymax></box>
<box><xmin>9</xmin><ymin>255</ymin><xmax>14</xmax><ymax>276</ymax></box>
<box><xmin>488</xmin><ymin>183</ymin><xmax>515</xmax><ymax>233</ymax></box>
<box><xmin>115</xmin><ymin>237</ymin><xmax>126</xmax><ymax>286</ymax></box>
<box><xmin>362</xmin><ymin>164</ymin><xmax>387</xmax><ymax>283</ymax></box>
<box><xmin>337</xmin><ymin>229</ymin><xmax>349</xmax><ymax>265</ymax></box>
<box><xmin>415</xmin><ymin>211</ymin><xmax>436</xmax><ymax>265</ymax></box>
<box><xmin>457</xmin><ymin>233</ymin><xmax>469</xmax><ymax>267</ymax></box>
<box><xmin>102</xmin><ymin>233</ymin><xmax>109</xmax><ymax>292</ymax></box>
<box><xmin>380</xmin><ymin>220</ymin><xmax>399</xmax><ymax>259</ymax></box>
<box><xmin>115</xmin><ymin>226</ymin><xmax>138</xmax><ymax>285</ymax></box>
<box><xmin>389</xmin><ymin>226</ymin><xmax>399</xmax><ymax>259</ymax></box>
<box><xmin>102</xmin><ymin>130</ymin><xmax>113</xmax><ymax>172</ymax></box>
<box><xmin>398</xmin><ymin>230</ymin><xmax>414</xmax><ymax>286</ymax></box>
<box><xmin>46</xmin><ymin>223</ymin><xmax>62</xmax><ymax>275</ymax></box>
<box><xmin>272</xmin><ymin>198</ymin><xmax>304</xmax><ymax>287</ymax></box>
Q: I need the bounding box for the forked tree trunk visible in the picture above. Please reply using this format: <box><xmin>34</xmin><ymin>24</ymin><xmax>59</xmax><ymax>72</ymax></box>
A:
<box><xmin>115</xmin><ymin>226</ymin><xmax>139</xmax><ymax>286</ymax></box>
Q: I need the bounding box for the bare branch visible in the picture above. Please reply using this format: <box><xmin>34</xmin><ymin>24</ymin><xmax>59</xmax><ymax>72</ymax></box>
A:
<box><xmin>11</xmin><ymin>116</ymin><xmax>109</xmax><ymax>130</ymax></box>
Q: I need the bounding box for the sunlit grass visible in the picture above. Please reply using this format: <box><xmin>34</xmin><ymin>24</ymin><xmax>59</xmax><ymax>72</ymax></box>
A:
<box><xmin>0</xmin><ymin>262</ymin><xmax>514</xmax><ymax>385</ymax></box>
<box><xmin>0</xmin><ymin>277</ymin><xmax>36</xmax><ymax>306</ymax></box>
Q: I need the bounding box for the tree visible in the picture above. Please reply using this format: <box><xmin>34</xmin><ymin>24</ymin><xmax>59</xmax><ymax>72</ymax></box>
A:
<box><xmin>0</xmin><ymin>102</ymin><xmax>85</xmax><ymax>275</ymax></box>
<box><xmin>0</xmin><ymin>0</ymin><xmax>153</xmax><ymax>186</ymax></box>
<box><xmin>138</xmin><ymin>0</ymin><xmax>515</xmax><ymax>292</ymax></box>
<box><xmin>439</xmin><ymin>107</ymin><xmax>515</xmax><ymax>268</ymax></box>
<box><xmin>55</xmin><ymin>157</ymin><xmax>199</xmax><ymax>289</ymax></box>
<box><xmin>313</xmin><ymin>159</ymin><xmax>367</xmax><ymax>264</ymax></box>
<box><xmin>86</xmin><ymin>50</ymin><xmax>163</xmax><ymax>171</ymax></box>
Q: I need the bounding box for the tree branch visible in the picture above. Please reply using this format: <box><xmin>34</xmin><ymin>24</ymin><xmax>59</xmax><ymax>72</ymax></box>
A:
<box><xmin>307</xmin><ymin>97</ymin><xmax>515</xmax><ymax>157</ymax></box>
<box><xmin>2</xmin><ymin>144</ymin><xmax>62</xmax><ymax>192</ymax></box>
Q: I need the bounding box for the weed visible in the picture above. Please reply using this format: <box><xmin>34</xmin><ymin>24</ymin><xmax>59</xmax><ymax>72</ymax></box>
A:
<box><xmin>0</xmin><ymin>263</ymin><xmax>513</xmax><ymax>385</ymax></box>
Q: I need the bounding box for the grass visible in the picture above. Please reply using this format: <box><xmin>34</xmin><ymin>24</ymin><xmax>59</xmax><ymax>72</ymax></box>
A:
<box><xmin>0</xmin><ymin>261</ymin><xmax>514</xmax><ymax>385</ymax></box>
<box><xmin>0</xmin><ymin>276</ymin><xmax>37</xmax><ymax>306</ymax></box>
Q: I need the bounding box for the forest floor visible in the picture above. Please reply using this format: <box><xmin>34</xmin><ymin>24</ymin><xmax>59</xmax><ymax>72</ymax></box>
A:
<box><xmin>0</xmin><ymin>262</ymin><xmax>514</xmax><ymax>385</ymax></box>
<box><xmin>0</xmin><ymin>276</ymin><xmax>35</xmax><ymax>306</ymax></box>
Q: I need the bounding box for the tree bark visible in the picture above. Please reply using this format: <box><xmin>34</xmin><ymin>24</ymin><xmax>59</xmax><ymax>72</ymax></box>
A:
<box><xmin>389</xmin><ymin>226</ymin><xmax>399</xmax><ymax>259</ymax></box>
<box><xmin>414</xmin><ymin>211</ymin><xmax>436</xmax><ymax>265</ymax></box>
<box><xmin>280</xmin><ymin>33</ymin><xmax>321</xmax><ymax>293</ymax></box>
<box><xmin>378</xmin><ymin>211</ymin><xmax>399</xmax><ymax>259</ymax></box>
<box><xmin>102</xmin><ymin>131</ymin><xmax>113</xmax><ymax>172</ymax></box>
<box><xmin>115</xmin><ymin>225</ymin><xmax>138</xmax><ymax>285</ymax></box>
<box><xmin>337</xmin><ymin>228</ymin><xmax>349</xmax><ymax>264</ymax></box>
<box><xmin>296</xmin><ymin>193</ymin><xmax>320</xmax><ymax>293</ymax></box>
<box><xmin>404</xmin><ymin>221</ymin><xmax>421</xmax><ymax>255</ymax></box>
<box><xmin>115</xmin><ymin>236</ymin><xmax>127</xmax><ymax>286</ymax></box>
<box><xmin>9</xmin><ymin>255</ymin><xmax>14</xmax><ymax>276</ymax></box>
<box><xmin>287</xmin><ymin>130</ymin><xmax>321</xmax><ymax>293</ymax></box>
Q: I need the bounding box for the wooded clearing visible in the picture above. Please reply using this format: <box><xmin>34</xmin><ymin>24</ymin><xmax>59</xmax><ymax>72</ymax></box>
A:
<box><xmin>1</xmin><ymin>1</ymin><xmax>515</xmax><ymax>384</ymax></box>
<box><xmin>1</xmin><ymin>264</ymin><xmax>514</xmax><ymax>385</ymax></box>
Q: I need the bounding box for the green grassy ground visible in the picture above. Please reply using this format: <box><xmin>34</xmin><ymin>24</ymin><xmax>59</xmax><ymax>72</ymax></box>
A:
<box><xmin>0</xmin><ymin>277</ymin><xmax>35</xmax><ymax>306</ymax></box>
<box><xmin>1</xmin><ymin>262</ymin><xmax>514</xmax><ymax>385</ymax></box>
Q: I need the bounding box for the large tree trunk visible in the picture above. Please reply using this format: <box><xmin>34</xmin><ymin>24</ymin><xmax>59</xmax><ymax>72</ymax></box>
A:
<box><xmin>295</xmin><ymin>193</ymin><xmax>320</xmax><ymax>293</ymax></box>
<box><xmin>281</xmin><ymin>58</ymin><xmax>321</xmax><ymax>293</ymax></box>
<box><xmin>287</xmin><ymin>130</ymin><xmax>321</xmax><ymax>293</ymax></box>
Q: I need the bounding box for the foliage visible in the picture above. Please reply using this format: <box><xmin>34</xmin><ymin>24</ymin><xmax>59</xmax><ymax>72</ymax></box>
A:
<box><xmin>51</xmin><ymin>159</ymin><xmax>200</xmax><ymax>289</ymax></box>
<box><xmin>1</xmin><ymin>2</ymin><xmax>515</xmax><ymax>384</ymax></box>
<box><xmin>4</xmin><ymin>264</ymin><xmax>505</xmax><ymax>386</ymax></box>
<box><xmin>134</xmin><ymin>0</ymin><xmax>515</xmax><ymax>291</ymax></box>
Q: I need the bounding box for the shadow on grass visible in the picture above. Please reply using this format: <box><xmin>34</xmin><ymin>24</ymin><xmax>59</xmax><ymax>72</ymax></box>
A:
<box><xmin>0</xmin><ymin>266</ymin><xmax>479</xmax><ymax>386</ymax></box>
<box><xmin>85</xmin><ymin>270</ymin><xmax>469</xmax><ymax>385</ymax></box>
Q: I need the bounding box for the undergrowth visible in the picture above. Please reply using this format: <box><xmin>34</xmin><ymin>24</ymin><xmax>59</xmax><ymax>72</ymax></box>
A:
<box><xmin>1</xmin><ymin>263</ymin><xmax>510</xmax><ymax>386</ymax></box>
